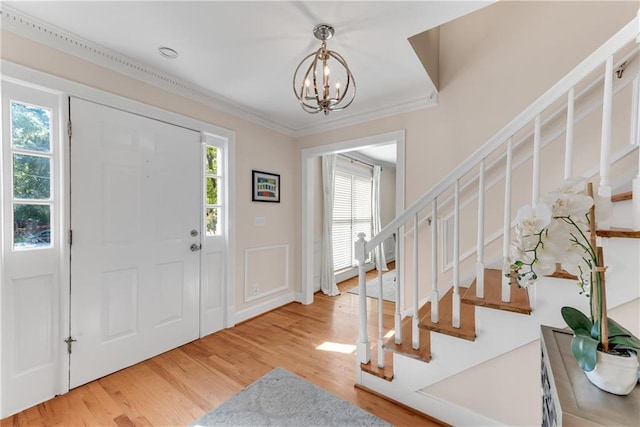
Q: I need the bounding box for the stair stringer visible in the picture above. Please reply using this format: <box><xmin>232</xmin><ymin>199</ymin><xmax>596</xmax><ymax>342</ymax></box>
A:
<box><xmin>360</xmin><ymin>237</ymin><xmax>639</xmax><ymax>426</ymax></box>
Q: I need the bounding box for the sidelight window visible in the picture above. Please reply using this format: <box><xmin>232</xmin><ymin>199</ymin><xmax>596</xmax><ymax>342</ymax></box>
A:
<box><xmin>10</xmin><ymin>101</ymin><xmax>54</xmax><ymax>250</ymax></box>
<box><xmin>205</xmin><ymin>145</ymin><xmax>223</xmax><ymax>236</ymax></box>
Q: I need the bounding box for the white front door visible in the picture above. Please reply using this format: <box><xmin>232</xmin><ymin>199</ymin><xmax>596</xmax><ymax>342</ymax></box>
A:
<box><xmin>69</xmin><ymin>98</ymin><xmax>201</xmax><ymax>388</ymax></box>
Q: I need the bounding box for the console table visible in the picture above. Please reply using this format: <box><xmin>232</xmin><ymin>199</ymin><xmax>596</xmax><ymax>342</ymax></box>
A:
<box><xmin>541</xmin><ymin>326</ymin><xmax>640</xmax><ymax>426</ymax></box>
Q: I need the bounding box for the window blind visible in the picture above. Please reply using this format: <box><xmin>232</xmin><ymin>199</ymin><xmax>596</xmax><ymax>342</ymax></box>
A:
<box><xmin>332</xmin><ymin>170</ymin><xmax>372</xmax><ymax>271</ymax></box>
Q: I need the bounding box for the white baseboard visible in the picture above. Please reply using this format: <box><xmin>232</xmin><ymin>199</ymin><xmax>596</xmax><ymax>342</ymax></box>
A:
<box><xmin>232</xmin><ymin>292</ymin><xmax>295</xmax><ymax>324</ymax></box>
<box><xmin>360</xmin><ymin>372</ymin><xmax>500</xmax><ymax>426</ymax></box>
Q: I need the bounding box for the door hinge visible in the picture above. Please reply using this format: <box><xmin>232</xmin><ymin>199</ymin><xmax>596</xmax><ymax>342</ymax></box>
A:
<box><xmin>64</xmin><ymin>336</ymin><xmax>77</xmax><ymax>354</ymax></box>
<box><xmin>69</xmin><ymin>229</ymin><xmax>73</xmax><ymax>246</ymax></box>
<box><xmin>67</xmin><ymin>121</ymin><xmax>72</xmax><ymax>137</ymax></box>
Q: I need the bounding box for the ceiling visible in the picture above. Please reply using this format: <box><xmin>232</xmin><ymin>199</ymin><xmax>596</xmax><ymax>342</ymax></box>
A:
<box><xmin>3</xmin><ymin>1</ymin><xmax>491</xmax><ymax>136</ymax></box>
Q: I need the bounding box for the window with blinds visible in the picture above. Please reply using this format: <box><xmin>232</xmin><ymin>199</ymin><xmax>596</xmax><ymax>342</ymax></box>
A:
<box><xmin>332</xmin><ymin>169</ymin><xmax>372</xmax><ymax>272</ymax></box>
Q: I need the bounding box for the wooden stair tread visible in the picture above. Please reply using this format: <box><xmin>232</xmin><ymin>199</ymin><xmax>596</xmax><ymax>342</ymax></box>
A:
<box><xmin>419</xmin><ymin>287</ymin><xmax>476</xmax><ymax>341</ymax></box>
<box><xmin>611</xmin><ymin>191</ymin><xmax>632</xmax><ymax>202</ymax></box>
<box><xmin>596</xmin><ymin>227</ymin><xmax>640</xmax><ymax>238</ymax></box>
<box><xmin>383</xmin><ymin>305</ymin><xmax>431</xmax><ymax>363</ymax></box>
<box><xmin>547</xmin><ymin>263</ymin><xmax>578</xmax><ymax>280</ymax></box>
<box><xmin>360</xmin><ymin>349</ymin><xmax>394</xmax><ymax>381</ymax></box>
<box><xmin>461</xmin><ymin>269</ymin><xmax>532</xmax><ymax>315</ymax></box>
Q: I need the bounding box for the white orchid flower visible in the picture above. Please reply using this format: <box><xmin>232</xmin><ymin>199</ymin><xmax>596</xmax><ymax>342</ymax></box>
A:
<box><xmin>515</xmin><ymin>202</ymin><xmax>552</xmax><ymax>233</ymax></box>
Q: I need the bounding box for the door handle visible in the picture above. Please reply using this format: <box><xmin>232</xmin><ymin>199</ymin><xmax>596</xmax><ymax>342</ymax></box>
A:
<box><xmin>190</xmin><ymin>243</ymin><xmax>202</xmax><ymax>252</ymax></box>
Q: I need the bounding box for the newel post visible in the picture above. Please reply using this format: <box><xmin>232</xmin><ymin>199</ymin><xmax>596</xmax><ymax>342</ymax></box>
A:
<box><xmin>355</xmin><ymin>233</ymin><xmax>371</xmax><ymax>365</ymax></box>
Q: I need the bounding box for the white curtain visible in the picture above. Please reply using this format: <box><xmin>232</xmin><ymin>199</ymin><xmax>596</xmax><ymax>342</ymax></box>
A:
<box><xmin>320</xmin><ymin>154</ymin><xmax>340</xmax><ymax>296</ymax></box>
<box><xmin>372</xmin><ymin>165</ymin><xmax>388</xmax><ymax>271</ymax></box>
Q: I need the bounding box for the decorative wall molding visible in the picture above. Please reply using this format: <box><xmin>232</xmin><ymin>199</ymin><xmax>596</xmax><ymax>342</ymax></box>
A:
<box><xmin>0</xmin><ymin>5</ymin><xmax>437</xmax><ymax>137</ymax></box>
<box><xmin>243</xmin><ymin>244</ymin><xmax>289</xmax><ymax>303</ymax></box>
<box><xmin>0</xmin><ymin>6</ymin><xmax>294</xmax><ymax>135</ymax></box>
<box><xmin>233</xmin><ymin>293</ymin><xmax>295</xmax><ymax>325</ymax></box>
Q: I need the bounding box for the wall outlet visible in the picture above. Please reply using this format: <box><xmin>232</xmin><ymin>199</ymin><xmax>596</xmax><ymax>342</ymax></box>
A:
<box><xmin>252</xmin><ymin>283</ymin><xmax>259</xmax><ymax>295</ymax></box>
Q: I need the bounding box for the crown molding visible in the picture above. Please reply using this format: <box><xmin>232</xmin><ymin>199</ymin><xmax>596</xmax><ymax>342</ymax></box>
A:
<box><xmin>1</xmin><ymin>5</ymin><xmax>438</xmax><ymax>138</ymax></box>
<box><xmin>0</xmin><ymin>5</ymin><xmax>297</xmax><ymax>136</ymax></box>
<box><xmin>291</xmin><ymin>91</ymin><xmax>437</xmax><ymax>137</ymax></box>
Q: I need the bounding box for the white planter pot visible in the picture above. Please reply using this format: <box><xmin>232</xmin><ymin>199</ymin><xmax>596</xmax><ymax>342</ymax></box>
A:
<box><xmin>584</xmin><ymin>349</ymin><xmax>639</xmax><ymax>395</ymax></box>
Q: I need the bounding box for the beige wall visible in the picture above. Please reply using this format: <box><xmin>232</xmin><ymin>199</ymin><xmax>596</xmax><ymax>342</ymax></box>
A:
<box><xmin>295</xmin><ymin>1</ymin><xmax>637</xmax><ymax>424</ymax></box>
<box><xmin>0</xmin><ymin>30</ymin><xmax>300</xmax><ymax>316</ymax></box>
<box><xmin>3</xmin><ymin>0</ymin><xmax>638</xmax><ymax>423</ymax></box>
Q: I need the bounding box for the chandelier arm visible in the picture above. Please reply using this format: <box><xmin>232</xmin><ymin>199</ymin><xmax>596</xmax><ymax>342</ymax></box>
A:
<box><xmin>294</xmin><ymin>48</ymin><xmax>333</xmax><ymax>113</ymax></box>
<box><xmin>293</xmin><ymin>50</ymin><xmax>319</xmax><ymax>99</ymax></box>
<box><xmin>326</xmin><ymin>50</ymin><xmax>356</xmax><ymax>102</ymax></box>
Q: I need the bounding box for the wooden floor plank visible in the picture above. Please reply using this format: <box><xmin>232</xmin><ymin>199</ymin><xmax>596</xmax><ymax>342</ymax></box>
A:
<box><xmin>461</xmin><ymin>268</ymin><xmax>532</xmax><ymax>315</ymax></box>
<box><xmin>2</xmin><ymin>262</ymin><xmax>443</xmax><ymax>427</ymax></box>
<box><xmin>420</xmin><ymin>287</ymin><xmax>476</xmax><ymax>341</ymax></box>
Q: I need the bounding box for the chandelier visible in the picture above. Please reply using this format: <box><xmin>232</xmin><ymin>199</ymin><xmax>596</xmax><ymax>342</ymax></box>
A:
<box><xmin>293</xmin><ymin>24</ymin><xmax>356</xmax><ymax>115</ymax></box>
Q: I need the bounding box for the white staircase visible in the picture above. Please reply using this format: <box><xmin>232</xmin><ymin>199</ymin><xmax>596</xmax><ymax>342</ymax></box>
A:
<box><xmin>354</xmin><ymin>14</ymin><xmax>640</xmax><ymax>426</ymax></box>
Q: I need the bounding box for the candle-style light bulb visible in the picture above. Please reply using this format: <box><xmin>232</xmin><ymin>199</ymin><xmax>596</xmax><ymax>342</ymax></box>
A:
<box><xmin>323</xmin><ymin>65</ymin><xmax>330</xmax><ymax>87</ymax></box>
<box><xmin>304</xmin><ymin>78</ymin><xmax>310</xmax><ymax>97</ymax></box>
<box><xmin>335</xmin><ymin>79</ymin><xmax>341</xmax><ymax>99</ymax></box>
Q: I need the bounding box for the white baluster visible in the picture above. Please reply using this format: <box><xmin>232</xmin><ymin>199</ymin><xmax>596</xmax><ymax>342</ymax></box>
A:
<box><xmin>631</xmin><ymin>77</ymin><xmax>639</xmax><ymax>148</ymax></box>
<box><xmin>532</xmin><ymin>115</ymin><xmax>542</xmax><ymax>207</ymax></box>
<box><xmin>599</xmin><ymin>55</ymin><xmax>614</xmax><ymax>210</ymax></box>
<box><xmin>502</xmin><ymin>139</ymin><xmax>513</xmax><ymax>303</ymax></box>
<box><xmin>452</xmin><ymin>180</ymin><xmax>461</xmax><ymax>329</ymax></box>
<box><xmin>355</xmin><ymin>233</ymin><xmax>370</xmax><ymax>364</ymax></box>
<box><xmin>412</xmin><ymin>214</ymin><xmax>419</xmax><ymax>350</ymax></box>
<box><xmin>376</xmin><ymin>250</ymin><xmax>385</xmax><ymax>368</ymax></box>
<box><xmin>565</xmin><ymin>87</ymin><xmax>575</xmax><ymax>179</ymax></box>
<box><xmin>394</xmin><ymin>232</ymin><xmax>402</xmax><ymax>344</ymax></box>
<box><xmin>476</xmin><ymin>160</ymin><xmax>485</xmax><ymax>299</ymax></box>
<box><xmin>633</xmin><ymin>77</ymin><xmax>640</xmax><ymax>230</ymax></box>
<box><xmin>431</xmin><ymin>199</ymin><xmax>439</xmax><ymax>323</ymax></box>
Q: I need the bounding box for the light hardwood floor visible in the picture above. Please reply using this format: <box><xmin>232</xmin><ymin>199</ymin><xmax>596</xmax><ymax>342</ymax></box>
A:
<box><xmin>2</xmin><ymin>263</ymin><xmax>444</xmax><ymax>426</ymax></box>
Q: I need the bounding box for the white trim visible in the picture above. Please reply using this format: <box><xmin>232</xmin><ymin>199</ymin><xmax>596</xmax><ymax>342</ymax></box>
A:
<box><xmin>366</xmin><ymin>14</ymin><xmax>640</xmax><ymax>252</ymax></box>
<box><xmin>0</xmin><ymin>6</ymin><xmax>437</xmax><ymax>137</ymax></box>
<box><xmin>0</xmin><ymin>6</ymin><xmax>293</xmax><ymax>136</ymax></box>
<box><xmin>301</xmin><ymin>130</ymin><xmax>406</xmax><ymax>306</ymax></box>
<box><xmin>243</xmin><ymin>244</ymin><xmax>290</xmax><ymax>303</ymax></box>
<box><xmin>360</xmin><ymin>372</ymin><xmax>500</xmax><ymax>426</ymax></box>
<box><xmin>0</xmin><ymin>59</ymin><xmax>238</xmax><ymax>356</ymax></box>
<box><xmin>293</xmin><ymin>93</ymin><xmax>436</xmax><ymax>137</ymax></box>
<box><xmin>233</xmin><ymin>293</ymin><xmax>295</xmax><ymax>325</ymax></box>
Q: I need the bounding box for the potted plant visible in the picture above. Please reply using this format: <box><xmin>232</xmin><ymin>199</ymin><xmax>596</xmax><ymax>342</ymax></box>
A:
<box><xmin>507</xmin><ymin>178</ymin><xmax>640</xmax><ymax>395</ymax></box>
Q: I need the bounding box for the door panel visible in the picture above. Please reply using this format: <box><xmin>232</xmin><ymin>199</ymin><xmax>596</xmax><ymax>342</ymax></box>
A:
<box><xmin>69</xmin><ymin>98</ymin><xmax>201</xmax><ymax>388</ymax></box>
<box><xmin>1</xmin><ymin>82</ymin><xmax>65</xmax><ymax>418</ymax></box>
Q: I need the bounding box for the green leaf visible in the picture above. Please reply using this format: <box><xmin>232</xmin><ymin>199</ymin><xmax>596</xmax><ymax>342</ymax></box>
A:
<box><xmin>561</xmin><ymin>306</ymin><xmax>593</xmax><ymax>332</ymax></box>
<box><xmin>609</xmin><ymin>335</ymin><xmax>640</xmax><ymax>350</ymax></box>
<box><xmin>607</xmin><ymin>317</ymin><xmax>639</xmax><ymax>339</ymax></box>
<box><xmin>570</xmin><ymin>334</ymin><xmax>599</xmax><ymax>372</ymax></box>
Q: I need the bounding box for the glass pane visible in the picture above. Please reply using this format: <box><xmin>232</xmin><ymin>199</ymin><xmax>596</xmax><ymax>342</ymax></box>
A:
<box><xmin>13</xmin><ymin>204</ymin><xmax>51</xmax><ymax>249</ymax></box>
<box><xmin>206</xmin><ymin>208</ymin><xmax>219</xmax><ymax>236</ymax></box>
<box><xmin>11</xmin><ymin>101</ymin><xmax>51</xmax><ymax>152</ymax></box>
<box><xmin>13</xmin><ymin>154</ymin><xmax>51</xmax><ymax>199</ymax></box>
<box><xmin>206</xmin><ymin>177</ymin><xmax>218</xmax><ymax>205</ymax></box>
<box><xmin>206</xmin><ymin>146</ymin><xmax>218</xmax><ymax>174</ymax></box>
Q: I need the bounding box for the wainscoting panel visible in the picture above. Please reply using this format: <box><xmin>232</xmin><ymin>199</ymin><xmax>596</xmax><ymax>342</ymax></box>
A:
<box><xmin>244</xmin><ymin>244</ymin><xmax>289</xmax><ymax>303</ymax></box>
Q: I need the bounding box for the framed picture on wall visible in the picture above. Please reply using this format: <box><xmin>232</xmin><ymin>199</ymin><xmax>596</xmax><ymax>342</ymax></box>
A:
<box><xmin>252</xmin><ymin>170</ymin><xmax>280</xmax><ymax>203</ymax></box>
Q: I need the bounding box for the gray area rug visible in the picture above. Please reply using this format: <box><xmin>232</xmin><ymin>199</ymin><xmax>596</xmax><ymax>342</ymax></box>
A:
<box><xmin>191</xmin><ymin>367</ymin><xmax>391</xmax><ymax>426</ymax></box>
<box><xmin>347</xmin><ymin>270</ymin><xmax>396</xmax><ymax>302</ymax></box>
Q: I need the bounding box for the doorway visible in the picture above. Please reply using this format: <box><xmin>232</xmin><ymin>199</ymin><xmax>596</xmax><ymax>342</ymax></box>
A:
<box><xmin>300</xmin><ymin>130</ymin><xmax>405</xmax><ymax>304</ymax></box>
